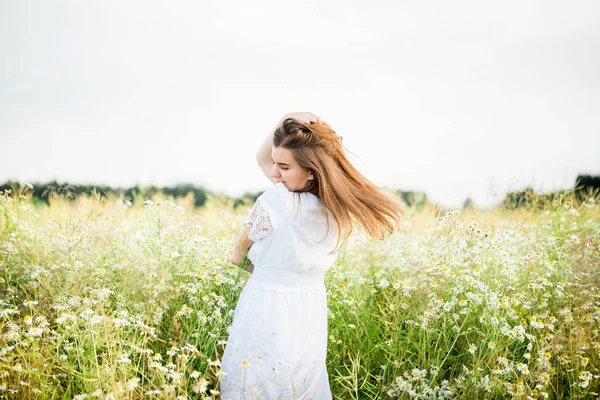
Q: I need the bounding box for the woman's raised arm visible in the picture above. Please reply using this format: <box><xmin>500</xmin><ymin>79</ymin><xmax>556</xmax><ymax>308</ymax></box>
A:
<box><xmin>255</xmin><ymin>119</ymin><xmax>280</xmax><ymax>184</ymax></box>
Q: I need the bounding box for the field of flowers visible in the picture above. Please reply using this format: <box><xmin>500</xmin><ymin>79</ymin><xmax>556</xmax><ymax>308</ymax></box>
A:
<box><xmin>0</xmin><ymin>188</ymin><xmax>598</xmax><ymax>399</ymax></box>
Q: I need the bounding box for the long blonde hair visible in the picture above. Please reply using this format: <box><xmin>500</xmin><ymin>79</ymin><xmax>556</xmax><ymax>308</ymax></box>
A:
<box><xmin>273</xmin><ymin>117</ymin><xmax>404</xmax><ymax>254</ymax></box>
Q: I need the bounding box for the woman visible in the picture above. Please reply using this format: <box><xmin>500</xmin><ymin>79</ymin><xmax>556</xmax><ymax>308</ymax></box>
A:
<box><xmin>220</xmin><ymin>112</ymin><xmax>404</xmax><ymax>399</ymax></box>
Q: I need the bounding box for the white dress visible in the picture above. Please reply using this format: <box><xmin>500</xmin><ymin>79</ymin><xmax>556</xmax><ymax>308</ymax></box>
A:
<box><xmin>220</xmin><ymin>182</ymin><xmax>340</xmax><ymax>400</ymax></box>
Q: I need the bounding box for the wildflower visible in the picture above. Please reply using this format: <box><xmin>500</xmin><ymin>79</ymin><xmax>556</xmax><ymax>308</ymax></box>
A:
<box><xmin>410</xmin><ymin>368</ymin><xmax>427</xmax><ymax>381</ymax></box>
<box><xmin>4</xmin><ymin>331</ymin><xmax>19</xmax><ymax>341</ymax></box>
<box><xmin>166</xmin><ymin>347</ymin><xmax>178</xmax><ymax>356</ymax></box>
<box><xmin>215</xmin><ymin>369</ymin><xmax>227</xmax><ymax>378</ymax></box>
<box><xmin>163</xmin><ymin>384</ymin><xmax>176</xmax><ymax>393</ymax></box>
<box><xmin>241</xmin><ymin>359</ymin><xmax>251</xmax><ymax>367</ymax></box>
<box><xmin>207</xmin><ymin>358</ymin><xmax>221</xmax><ymax>367</ymax></box>
<box><xmin>0</xmin><ymin>308</ymin><xmax>17</xmax><ymax>318</ymax></box>
<box><xmin>516</xmin><ymin>362</ymin><xmax>530</xmax><ymax>375</ymax></box>
<box><xmin>378</xmin><ymin>279</ymin><xmax>390</xmax><ymax>289</ymax></box>
<box><xmin>56</xmin><ymin>313</ymin><xmax>71</xmax><ymax>325</ymax></box>
<box><xmin>579</xmin><ymin>371</ymin><xmax>592</xmax><ymax>388</ymax></box>
<box><xmin>176</xmin><ymin>304</ymin><xmax>193</xmax><ymax>318</ymax></box>
<box><xmin>190</xmin><ymin>370</ymin><xmax>201</xmax><ymax>379</ymax></box>
<box><xmin>581</xmin><ymin>357</ymin><xmax>589</xmax><ymax>367</ymax></box>
<box><xmin>168</xmin><ymin>370</ymin><xmax>182</xmax><ymax>381</ymax></box>
<box><xmin>468</xmin><ymin>344</ymin><xmax>477</xmax><ymax>354</ymax></box>
<box><xmin>530</xmin><ymin>315</ymin><xmax>544</xmax><ymax>329</ymax></box>
<box><xmin>516</xmin><ymin>381</ymin><xmax>525</xmax><ymax>394</ymax></box>
<box><xmin>117</xmin><ymin>354</ymin><xmax>131</xmax><ymax>364</ymax></box>
<box><xmin>26</xmin><ymin>327</ymin><xmax>43</xmax><ymax>337</ymax></box>
<box><xmin>126</xmin><ymin>378</ymin><xmax>140</xmax><ymax>391</ymax></box>
<box><xmin>192</xmin><ymin>378</ymin><xmax>208</xmax><ymax>393</ymax></box>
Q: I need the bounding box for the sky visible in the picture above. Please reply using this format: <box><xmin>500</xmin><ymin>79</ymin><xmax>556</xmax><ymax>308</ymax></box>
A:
<box><xmin>1</xmin><ymin>1</ymin><xmax>599</xmax><ymax>209</ymax></box>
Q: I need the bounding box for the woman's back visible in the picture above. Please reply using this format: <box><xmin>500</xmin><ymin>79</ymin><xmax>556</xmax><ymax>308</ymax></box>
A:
<box><xmin>246</xmin><ymin>182</ymin><xmax>340</xmax><ymax>274</ymax></box>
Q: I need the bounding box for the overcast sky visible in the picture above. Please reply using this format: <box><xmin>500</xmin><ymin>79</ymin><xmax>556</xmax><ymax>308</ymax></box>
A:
<box><xmin>1</xmin><ymin>1</ymin><xmax>599</xmax><ymax>209</ymax></box>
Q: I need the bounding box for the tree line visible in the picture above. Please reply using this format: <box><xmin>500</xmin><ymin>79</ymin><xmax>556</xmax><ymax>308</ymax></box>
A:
<box><xmin>501</xmin><ymin>174</ymin><xmax>600</xmax><ymax>209</ymax></box>
<box><xmin>1</xmin><ymin>180</ymin><xmax>430</xmax><ymax>210</ymax></box>
<box><xmin>1</xmin><ymin>174</ymin><xmax>597</xmax><ymax>210</ymax></box>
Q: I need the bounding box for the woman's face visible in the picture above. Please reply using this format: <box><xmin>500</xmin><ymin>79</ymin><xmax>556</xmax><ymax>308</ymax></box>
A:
<box><xmin>270</xmin><ymin>146</ymin><xmax>314</xmax><ymax>192</ymax></box>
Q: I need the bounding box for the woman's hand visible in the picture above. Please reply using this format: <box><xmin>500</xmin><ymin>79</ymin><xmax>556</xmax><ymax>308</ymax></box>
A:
<box><xmin>231</xmin><ymin>225</ymin><xmax>253</xmax><ymax>266</ymax></box>
<box><xmin>282</xmin><ymin>112</ymin><xmax>323</xmax><ymax>125</ymax></box>
<box><xmin>239</xmin><ymin>258</ymin><xmax>253</xmax><ymax>273</ymax></box>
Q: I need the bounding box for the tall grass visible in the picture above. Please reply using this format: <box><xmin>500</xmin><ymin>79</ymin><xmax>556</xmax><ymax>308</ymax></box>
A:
<box><xmin>0</xmin><ymin>187</ymin><xmax>598</xmax><ymax>399</ymax></box>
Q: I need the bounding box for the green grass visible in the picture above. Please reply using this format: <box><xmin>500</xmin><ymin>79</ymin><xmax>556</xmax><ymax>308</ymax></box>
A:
<box><xmin>0</xmin><ymin>188</ymin><xmax>598</xmax><ymax>399</ymax></box>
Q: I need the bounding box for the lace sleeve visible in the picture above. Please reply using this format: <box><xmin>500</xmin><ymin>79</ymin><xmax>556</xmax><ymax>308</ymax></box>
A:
<box><xmin>243</xmin><ymin>200</ymin><xmax>275</xmax><ymax>241</ymax></box>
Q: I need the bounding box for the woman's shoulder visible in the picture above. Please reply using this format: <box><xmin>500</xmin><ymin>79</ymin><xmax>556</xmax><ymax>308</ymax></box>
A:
<box><xmin>259</xmin><ymin>182</ymin><xmax>319</xmax><ymax>207</ymax></box>
<box><xmin>253</xmin><ymin>182</ymin><xmax>291</xmax><ymax>217</ymax></box>
<box><xmin>257</xmin><ymin>182</ymin><xmax>288</xmax><ymax>204</ymax></box>
<box><xmin>254</xmin><ymin>183</ymin><xmax>324</xmax><ymax>226</ymax></box>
